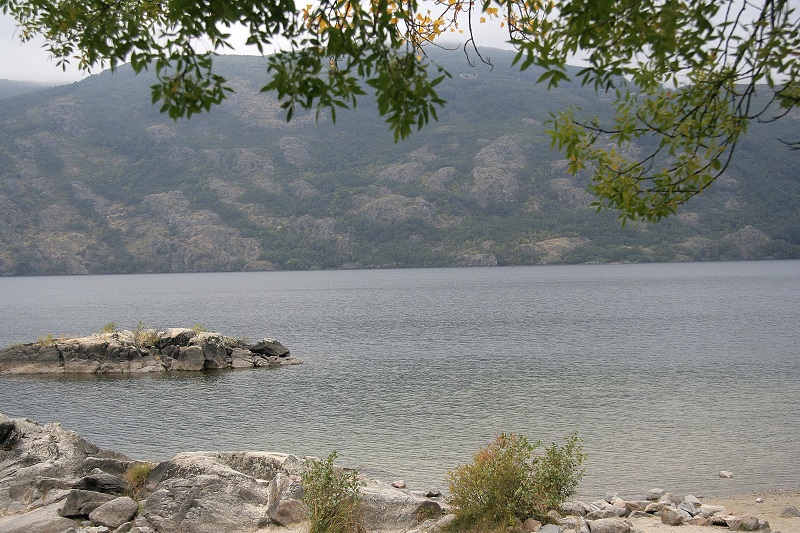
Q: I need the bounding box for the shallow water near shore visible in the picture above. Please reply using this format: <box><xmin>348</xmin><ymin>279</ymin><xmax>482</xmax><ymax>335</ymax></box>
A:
<box><xmin>1</xmin><ymin>261</ymin><xmax>799</xmax><ymax>499</ymax></box>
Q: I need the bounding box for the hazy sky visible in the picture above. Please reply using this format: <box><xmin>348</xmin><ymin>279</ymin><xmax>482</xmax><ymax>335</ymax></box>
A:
<box><xmin>0</xmin><ymin>11</ymin><xmax>514</xmax><ymax>84</ymax></box>
<box><xmin>1</xmin><ymin>14</ymin><xmax>88</xmax><ymax>83</ymax></box>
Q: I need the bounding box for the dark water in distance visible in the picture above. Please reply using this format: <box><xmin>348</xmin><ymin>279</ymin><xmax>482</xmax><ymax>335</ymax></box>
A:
<box><xmin>1</xmin><ymin>261</ymin><xmax>798</xmax><ymax>500</ymax></box>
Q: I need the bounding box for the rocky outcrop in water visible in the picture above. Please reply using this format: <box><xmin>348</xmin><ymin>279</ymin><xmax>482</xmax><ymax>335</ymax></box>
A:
<box><xmin>0</xmin><ymin>328</ymin><xmax>299</xmax><ymax>374</ymax></box>
<box><xmin>0</xmin><ymin>414</ymin><xmax>445</xmax><ymax>533</ymax></box>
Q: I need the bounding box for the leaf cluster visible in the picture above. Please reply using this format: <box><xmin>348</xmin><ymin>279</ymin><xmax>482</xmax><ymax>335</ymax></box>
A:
<box><xmin>515</xmin><ymin>0</ymin><xmax>800</xmax><ymax>222</ymax></box>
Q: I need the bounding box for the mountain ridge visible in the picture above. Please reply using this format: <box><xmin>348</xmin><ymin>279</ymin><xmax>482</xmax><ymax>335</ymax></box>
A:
<box><xmin>1</xmin><ymin>48</ymin><xmax>798</xmax><ymax>275</ymax></box>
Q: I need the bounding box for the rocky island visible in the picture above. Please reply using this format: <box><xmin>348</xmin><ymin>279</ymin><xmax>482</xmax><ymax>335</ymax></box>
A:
<box><xmin>0</xmin><ymin>328</ymin><xmax>300</xmax><ymax>374</ymax></box>
<box><xmin>1</xmin><ymin>414</ymin><xmax>797</xmax><ymax>533</ymax></box>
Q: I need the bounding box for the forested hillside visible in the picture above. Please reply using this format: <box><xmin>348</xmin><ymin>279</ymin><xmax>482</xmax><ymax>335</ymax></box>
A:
<box><xmin>1</xmin><ymin>48</ymin><xmax>798</xmax><ymax>275</ymax></box>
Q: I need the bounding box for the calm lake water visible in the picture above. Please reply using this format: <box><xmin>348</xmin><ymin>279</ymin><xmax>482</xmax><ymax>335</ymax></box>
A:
<box><xmin>1</xmin><ymin>261</ymin><xmax>798</xmax><ymax>500</ymax></box>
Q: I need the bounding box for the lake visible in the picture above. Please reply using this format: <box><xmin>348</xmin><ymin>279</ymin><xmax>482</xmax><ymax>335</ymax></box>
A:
<box><xmin>1</xmin><ymin>260</ymin><xmax>798</xmax><ymax>500</ymax></box>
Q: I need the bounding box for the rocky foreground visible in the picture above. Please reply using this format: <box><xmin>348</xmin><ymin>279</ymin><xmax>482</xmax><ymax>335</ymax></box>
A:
<box><xmin>0</xmin><ymin>328</ymin><xmax>300</xmax><ymax>374</ymax></box>
<box><xmin>0</xmin><ymin>414</ymin><xmax>797</xmax><ymax>533</ymax></box>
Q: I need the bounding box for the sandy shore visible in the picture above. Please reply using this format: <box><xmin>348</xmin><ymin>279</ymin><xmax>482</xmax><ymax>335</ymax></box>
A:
<box><xmin>624</xmin><ymin>490</ymin><xmax>800</xmax><ymax>533</ymax></box>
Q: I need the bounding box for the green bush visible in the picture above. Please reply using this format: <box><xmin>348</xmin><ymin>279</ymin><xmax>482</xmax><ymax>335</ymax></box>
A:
<box><xmin>446</xmin><ymin>432</ymin><xmax>585</xmax><ymax>531</ymax></box>
<box><xmin>302</xmin><ymin>452</ymin><xmax>365</xmax><ymax>533</ymax></box>
<box><xmin>101</xmin><ymin>322</ymin><xmax>118</xmax><ymax>333</ymax></box>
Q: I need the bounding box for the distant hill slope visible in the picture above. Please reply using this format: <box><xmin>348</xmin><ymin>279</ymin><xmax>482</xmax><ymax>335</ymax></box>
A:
<box><xmin>0</xmin><ymin>79</ymin><xmax>57</xmax><ymax>99</ymax></box>
<box><xmin>0</xmin><ymin>49</ymin><xmax>798</xmax><ymax>275</ymax></box>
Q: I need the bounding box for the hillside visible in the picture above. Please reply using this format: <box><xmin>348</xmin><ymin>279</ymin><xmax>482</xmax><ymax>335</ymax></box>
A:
<box><xmin>0</xmin><ymin>48</ymin><xmax>798</xmax><ymax>275</ymax></box>
<box><xmin>0</xmin><ymin>79</ymin><xmax>54</xmax><ymax>99</ymax></box>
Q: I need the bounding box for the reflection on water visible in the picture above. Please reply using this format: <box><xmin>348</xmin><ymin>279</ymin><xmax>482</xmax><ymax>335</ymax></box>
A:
<box><xmin>1</xmin><ymin>261</ymin><xmax>799</xmax><ymax>498</ymax></box>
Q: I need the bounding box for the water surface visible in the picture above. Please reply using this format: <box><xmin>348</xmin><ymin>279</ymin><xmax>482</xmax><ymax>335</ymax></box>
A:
<box><xmin>1</xmin><ymin>261</ymin><xmax>798</xmax><ymax>499</ymax></box>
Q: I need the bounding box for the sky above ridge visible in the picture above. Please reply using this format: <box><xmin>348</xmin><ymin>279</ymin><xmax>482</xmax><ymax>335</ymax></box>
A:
<box><xmin>0</xmin><ymin>10</ymin><xmax>514</xmax><ymax>84</ymax></box>
<box><xmin>3</xmin><ymin>1</ymin><xmax>799</xmax><ymax>84</ymax></box>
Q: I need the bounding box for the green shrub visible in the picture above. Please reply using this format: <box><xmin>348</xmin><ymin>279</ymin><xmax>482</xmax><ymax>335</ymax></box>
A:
<box><xmin>101</xmin><ymin>322</ymin><xmax>118</xmax><ymax>333</ymax></box>
<box><xmin>302</xmin><ymin>452</ymin><xmax>365</xmax><ymax>533</ymax></box>
<box><xmin>446</xmin><ymin>432</ymin><xmax>585</xmax><ymax>531</ymax></box>
<box><xmin>191</xmin><ymin>323</ymin><xmax>207</xmax><ymax>334</ymax></box>
<box><xmin>124</xmin><ymin>462</ymin><xmax>156</xmax><ymax>498</ymax></box>
<box><xmin>531</xmin><ymin>432</ymin><xmax>586</xmax><ymax>512</ymax></box>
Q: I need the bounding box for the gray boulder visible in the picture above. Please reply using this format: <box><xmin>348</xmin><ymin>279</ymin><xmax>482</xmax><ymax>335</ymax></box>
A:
<box><xmin>360</xmin><ymin>478</ymin><xmax>443</xmax><ymax>531</ymax></box>
<box><xmin>678</xmin><ymin>501</ymin><xmax>701</xmax><ymax>516</ymax></box>
<box><xmin>698</xmin><ymin>504</ymin><xmax>727</xmax><ymax>518</ymax></box>
<box><xmin>661</xmin><ymin>493</ymin><xmax>682</xmax><ymax>506</ymax></box>
<box><xmin>0</xmin><ymin>504</ymin><xmax>77</xmax><ymax>533</ymax></box>
<box><xmin>726</xmin><ymin>515</ymin><xmax>763</xmax><ymax>531</ymax></box>
<box><xmin>587</xmin><ymin>508</ymin><xmax>623</xmax><ymax>520</ymax></box>
<box><xmin>522</xmin><ymin>517</ymin><xmax>542</xmax><ymax>531</ymax></box>
<box><xmin>249</xmin><ymin>339</ymin><xmax>290</xmax><ymax>357</ymax></box>
<box><xmin>623</xmin><ymin>500</ymin><xmax>648</xmax><ymax>514</ymax></box>
<box><xmin>682</xmin><ymin>494</ymin><xmax>702</xmax><ymax>507</ymax></box>
<box><xmin>561</xmin><ymin>500</ymin><xmax>594</xmax><ymax>516</ymax></box>
<box><xmin>191</xmin><ymin>332</ymin><xmax>230</xmax><ymax>369</ymax></box>
<box><xmin>134</xmin><ymin>452</ymin><xmax>279</xmax><ymax>532</ymax></box>
<box><xmin>540</xmin><ymin>524</ymin><xmax>563</xmax><ymax>533</ymax></box>
<box><xmin>89</xmin><ymin>496</ymin><xmax>140</xmax><ymax>528</ymax></box>
<box><xmin>645</xmin><ymin>488</ymin><xmax>665</xmax><ymax>501</ymax></box>
<box><xmin>83</xmin><ymin>457</ymin><xmax>135</xmax><ymax>478</ymax></box>
<box><xmin>172</xmin><ymin>345</ymin><xmax>205</xmax><ymax>371</ymax></box>
<box><xmin>135</xmin><ymin>472</ymin><xmax>272</xmax><ymax>532</ymax></box>
<box><xmin>158</xmin><ymin>328</ymin><xmax>197</xmax><ymax>347</ymax></box>
<box><xmin>0</xmin><ymin>415</ymin><xmax>128</xmax><ymax>517</ymax></box>
<box><xmin>587</xmin><ymin>517</ymin><xmax>631</xmax><ymax>533</ymax></box>
<box><xmin>266</xmin><ymin>497</ymin><xmax>306</xmax><ymax>526</ymax></box>
<box><xmin>0</xmin><ymin>413</ymin><xmax>14</xmax><ymax>441</ymax></box>
<box><xmin>660</xmin><ymin>507</ymin><xmax>687</xmax><ymax>526</ymax></box>
<box><xmin>73</xmin><ymin>470</ymin><xmax>128</xmax><ymax>495</ymax></box>
<box><xmin>59</xmin><ymin>489</ymin><xmax>116</xmax><ymax>517</ymax></box>
<box><xmin>710</xmin><ymin>514</ymin><xmax>737</xmax><ymax>526</ymax></box>
<box><xmin>780</xmin><ymin>505</ymin><xmax>800</xmax><ymax>517</ymax></box>
<box><xmin>229</xmin><ymin>347</ymin><xmax>257</xmax><ymax>368</ymax></box>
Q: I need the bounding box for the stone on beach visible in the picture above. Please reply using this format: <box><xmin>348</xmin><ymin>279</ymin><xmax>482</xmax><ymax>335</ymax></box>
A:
<box><xmin>660</xmin><ymin>506</ymin><xmax>688</xmax><ymax>526</ymax></box>
<box><xmin>587</xmin><ymin>517</ymin><xmax>631</xmax><ymax>533</ymax></box>
<box><xmin>780</xmin><ymin>504</ymin><xmax>800</xmax><ymax>517</ymax></box>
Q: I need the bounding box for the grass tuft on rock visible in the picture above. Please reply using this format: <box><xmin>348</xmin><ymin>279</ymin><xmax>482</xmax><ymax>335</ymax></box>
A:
<box><xmin>125</xmin><ymin>462</ymin><xmax>156</xmax><ymax>499</ymax></box>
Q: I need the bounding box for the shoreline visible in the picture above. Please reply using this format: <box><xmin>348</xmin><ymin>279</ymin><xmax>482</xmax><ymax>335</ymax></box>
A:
<box><xmin>1</xmin><ymin>414</ymin><xmax>798</xmax><ymax>532</ymax></box>
<box><xmin>621</xmin><ymin>490</ymin><xmax>800</xmax><ymax>533</ymax></box>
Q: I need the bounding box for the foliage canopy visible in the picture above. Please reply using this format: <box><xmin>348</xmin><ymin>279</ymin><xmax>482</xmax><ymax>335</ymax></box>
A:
<box><xmin>2</xmin><ymin>0</ymin><xmax>798</xmax><ymax>221</ymax></box>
